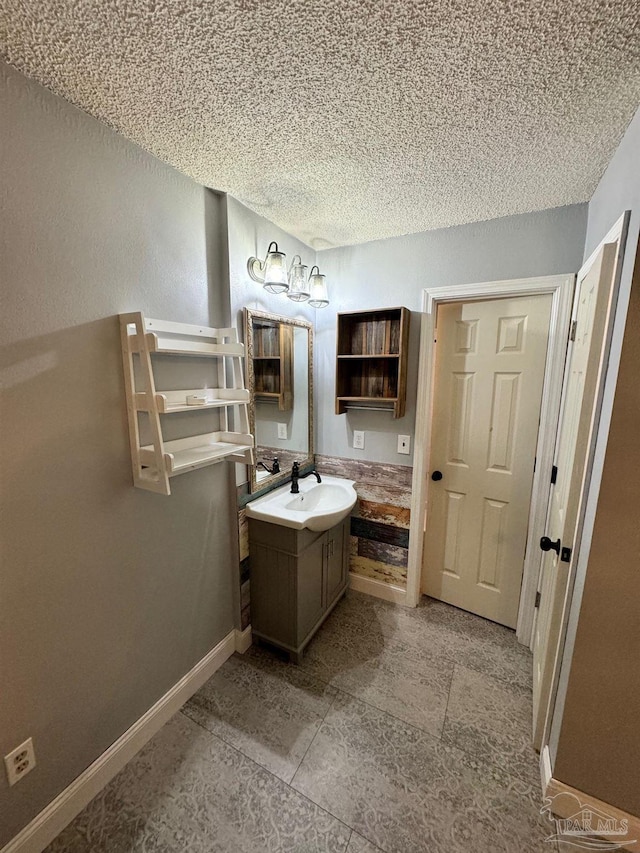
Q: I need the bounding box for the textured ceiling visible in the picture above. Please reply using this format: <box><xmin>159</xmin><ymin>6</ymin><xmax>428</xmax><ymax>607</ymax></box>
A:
<box><xmin>1</xmin><ymin>1</ymin><xmax>639</xmax><ymax>248</ymax></box>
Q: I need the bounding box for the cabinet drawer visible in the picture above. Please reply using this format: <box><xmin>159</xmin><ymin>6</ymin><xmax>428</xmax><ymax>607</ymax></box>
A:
<box><xmin>248</xmin><ymin>518</ymin><xmax>324</xmax><ymax>555</ymax></box>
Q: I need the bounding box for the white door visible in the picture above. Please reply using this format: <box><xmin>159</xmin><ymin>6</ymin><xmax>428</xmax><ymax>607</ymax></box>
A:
<box><xmin>423</xmin><ymin>295</ymin><xmax>553</xmax><ymax>628</ymax></box>
<box><xmin>532</xmin><ymin>242</ymin><xmax>618</xmax><ymax>746</ymax></box>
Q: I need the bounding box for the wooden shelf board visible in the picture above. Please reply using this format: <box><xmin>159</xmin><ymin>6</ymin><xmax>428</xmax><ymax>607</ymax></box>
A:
<box><xmin>159</xmin><ymin>400</ymin><xmax>248</xmax><ymax>414</ymax></box>
<box><xmin>337</xmin><ymin>353</ymin><xmax>400</xmax><ymax>359</ymax></box>
<box><xmin>168</xmin><ymin>442</ymin><xmax>253</xmax><ymax>473</ymax></box>
<box><xmin>336</xmin><ymin>396</ymin><xmax>398</xmax><ymax>403</ymax></box>
<box><xmin>253</xmin><ymin>356</ymin><xmax>281</xmax><ymax>360</ymax></box>
<box><xmin>134</xmin><ymin>333</ymin><xmax>245</xmax><ymax>358</ymax></box>
<box><xmin>141</xmin><ymin>432</ymin><xmax>253</xmax><ymax>474</ymax></box>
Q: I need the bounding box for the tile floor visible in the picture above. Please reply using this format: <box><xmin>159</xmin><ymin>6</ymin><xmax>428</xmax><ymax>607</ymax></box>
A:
<box><xmin>47</xmin><ymin>591</ymin><xmax>556</xmax><ymax>852</ymax></box>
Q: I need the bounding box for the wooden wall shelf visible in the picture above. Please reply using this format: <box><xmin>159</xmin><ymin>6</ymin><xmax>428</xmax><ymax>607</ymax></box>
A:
<box><xmin>120</xmin><ymin>312</ymin><xmax>254</xmax><ymax>495</ymax></box>
<box><xmin>335</xmin><ymin>307</ymin><xmax>410</xmax><ymax>418</ymax></box>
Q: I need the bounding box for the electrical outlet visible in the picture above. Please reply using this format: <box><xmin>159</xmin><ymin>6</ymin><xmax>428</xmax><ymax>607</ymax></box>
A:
<box><xmin>277</xmin><ymin>423</ymin><xmax>287</xmax><ymax>440</ymax></box>
<box><xmin>5</xmin><ymin>738</ymin><xmax>36</xmax><ymax>787</ymax></box>
<box><xmin>397</xmin><ymin>434</ymin><xmax>411</xmax><ymax>455</ymax></box>
<box><xmin>353</xmin><ymin>430</ymin><xmax>365</xmax><ymax>450</ymax></box>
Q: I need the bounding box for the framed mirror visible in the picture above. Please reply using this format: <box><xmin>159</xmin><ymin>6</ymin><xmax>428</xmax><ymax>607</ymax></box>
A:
<box><xmin>244</xmin><ymin>309</ymin><xmax>313</xmax><ymax>493</ymax></box>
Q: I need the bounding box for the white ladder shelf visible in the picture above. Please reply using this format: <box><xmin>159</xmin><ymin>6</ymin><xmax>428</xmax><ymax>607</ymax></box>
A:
<box><xmin>120</xmin><ymin>312</ymin><xmax>254</xmax><ymax>495</ymax></box>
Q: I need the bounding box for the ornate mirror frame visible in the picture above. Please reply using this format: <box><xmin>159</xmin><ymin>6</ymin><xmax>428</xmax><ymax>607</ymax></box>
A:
<box><xmin>244</xmin><ymin>308</ymin><xmax>314</xmax><ymax>494</ymax></box>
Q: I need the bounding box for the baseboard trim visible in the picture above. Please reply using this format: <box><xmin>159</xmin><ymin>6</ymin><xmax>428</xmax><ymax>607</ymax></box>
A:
<box><xmin>1</xmin><ymin>630</ymin><xmax>237</xmax><ymax>853</ymax></box>
<box><xmin>234</xmin><ymin>625</ymin><xmax>252</xmax><ymax>654</ymax></box>
<box><xmin>349</xmin><ymin>572</ymin><xmax>407</xmax><ymax>605</ymax></box>
<box><xmin>540</xmin><ymin>745</ymin><xmax>553</xmax><ymax>791</ymax></box>
<box><xmin>542</xmin><ymin>769</ymin><xmax>640</xmax><ymax>852</ymax></box>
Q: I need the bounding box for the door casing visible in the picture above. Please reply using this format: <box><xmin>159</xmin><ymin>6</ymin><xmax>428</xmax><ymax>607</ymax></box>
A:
<box><xmin>407</xmin><ymin>274</ymin><xmax>575</xmax><ymax>646</ymax></box>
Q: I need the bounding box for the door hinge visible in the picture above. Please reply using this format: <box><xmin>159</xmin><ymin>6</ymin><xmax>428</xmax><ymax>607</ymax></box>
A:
<box><xmin>570</xmin><ymin>320</ymin><xmax>577</xmax><ymax>341</ymax></box>
<box><xmin>561</xmin><ymin>546</ymin><xmax>572</xmax><ymax>563</ymax></box>
<box><xmin>551</xmin><ymin>465</ymin><xmax>558</xmax><ymax>485</ymax></box>
<box><xmin>535</xmin><ymin>591</ymin><xmax>541</xmax><ymax>608</ymax></box>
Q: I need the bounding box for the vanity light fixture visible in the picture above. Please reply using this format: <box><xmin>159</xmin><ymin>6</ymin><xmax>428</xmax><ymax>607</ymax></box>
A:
<box><xmin>247</xmin><ymin>241</ymin><xmax>289</xmax><ymax>294</ymax></box>
<box><xmin>247</xmin><ymin>243</ymin><xmax>330</xmax><ymax>307</ymax></box>
<box><xmin>308</xmin><ymin>267</ymin><xmax>329</xmax><ymax>308</ymax></box>
<box><xmin>287</xmin><ymin>256</ymin><xmax>310</xmax><ymax>302</ymax></box>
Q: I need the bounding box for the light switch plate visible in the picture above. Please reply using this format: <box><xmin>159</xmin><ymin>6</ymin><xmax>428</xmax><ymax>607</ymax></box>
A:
<box><xmin>353</xmin><ymin>430</ymin><xmax>365</xmax><ymax>450</ymax></box>
<box><xmin>397</xmin><ymin>434</ymin><xmax>411</xmax><ymax>455</ymax></box>
<box><xmin>277</xmin><ymin>423</ymin><xmax>287</xmax><ymax>440</ymax></box>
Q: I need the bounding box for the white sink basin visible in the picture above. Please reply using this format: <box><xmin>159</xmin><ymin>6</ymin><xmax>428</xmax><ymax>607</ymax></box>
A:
<box><xmin>245</xmin><ymin>475</ymin><xmax>357</xmax><ymax>531</ymax></box>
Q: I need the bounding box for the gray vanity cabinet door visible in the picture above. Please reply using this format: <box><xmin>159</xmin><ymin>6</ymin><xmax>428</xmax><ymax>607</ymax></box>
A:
<box><xmin>250</xmin><ymin>543</ymin><xmax>296</xmax><ymax>648</ymax></box>
<box><xmin>325</xmin><ymin>518</ymin><xmax>347</xmax><ymax>606</ymax></box>
<box><xmin>296</xmin><ymin>535</ymin><xmax>326</xmax><ymax>644</ymax></box>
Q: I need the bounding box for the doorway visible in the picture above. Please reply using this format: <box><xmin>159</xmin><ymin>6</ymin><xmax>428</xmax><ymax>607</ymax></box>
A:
<box><xmin>406</xmin><ymin>275</ymin><xmax>575</xmax><ymax>646</ymax></box>
<box><xmin>422</xmin><ymin>294</ymin><xmax>553</xmax><ymax>628</ymax></box>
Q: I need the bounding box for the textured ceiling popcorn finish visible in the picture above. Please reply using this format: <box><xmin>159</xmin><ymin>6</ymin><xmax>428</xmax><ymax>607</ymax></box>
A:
<box><xmin>1</xmin><ymin>1</ymin><xmax>639</xmax><ymax>248</ymax></box>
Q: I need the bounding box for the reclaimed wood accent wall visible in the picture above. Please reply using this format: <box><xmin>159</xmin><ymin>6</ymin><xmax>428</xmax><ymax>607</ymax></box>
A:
<box><xmin>315</xmin><ymin>455</ymin><xmax>412</xmax><ymax>587</ymax></box>
<box><xmin>238</xmin><ymin>507</ymin><xmax>251</xmax><ymax>630</ymax></box>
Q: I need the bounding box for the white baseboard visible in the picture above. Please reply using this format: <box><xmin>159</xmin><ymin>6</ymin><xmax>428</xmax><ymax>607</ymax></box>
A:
<box><xmin>234</xmin><ymin>625</ymin><xmax>252</xmax><ymax>654</ymax></box>
<box><xmin>1</xmin><ymin>630</ymin><xmax>237</xmax><ymax>853</ymax></box>
<box><xmin>540</xmin><ymin>744</ymin><xmax>553</xmax><ymax>791</ymax></box>
<box><xmin>349</xmin><ymin>572</ymin><xmax>407</xmax><ymax>605</ymax></box>
<box><xmin>543</xmin><ymin>768</ymin><xmax>640</xmax><ymax>852</ymax></box>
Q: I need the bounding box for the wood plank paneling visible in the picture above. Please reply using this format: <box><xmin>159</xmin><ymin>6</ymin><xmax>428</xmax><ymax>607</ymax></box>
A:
<box><xmin>358</xmin><ymin>538</ymin><xmax>409</xmax><ymax>568</ymax></box>
<box><xmin>349</xmin><ymin>554</ymin><xmax>407</xmax><ymax>586</ymax></box>
<box><xmin>357</xmin><ymin>499</ymin><xmax>411</xmax><ymax>529</ymax></box>
<box><xmin>351</xmin><ymin>517</ymin><xmax>410</xmax><ymax>548</ymax></box>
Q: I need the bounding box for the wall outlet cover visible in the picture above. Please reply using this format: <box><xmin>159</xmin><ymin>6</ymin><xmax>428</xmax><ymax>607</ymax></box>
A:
<box><xmin>353</xmin><ymin>430</ymin><xmax>365</xmax><ymax>450</ymax></box>
<box><xmin>277</xmin><ymin>423</ymin><xmax>287</xmax><ymax>440</ymax></box>
<box><xmin>5</xmin><ymin>737</ymin><xmax>36</xmax><ymax>787</ymax></box>
<box><xmin>397</xmin><ymin>434</ymin><xmax>411</xmax><ymax>455</ymax></box>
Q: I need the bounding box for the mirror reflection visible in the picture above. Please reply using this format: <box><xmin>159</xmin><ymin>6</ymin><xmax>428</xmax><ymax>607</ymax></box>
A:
<box><xmin>244</xmin><ymin>309</ymin><xmax>313</xmax><ymax>493</ymax></box>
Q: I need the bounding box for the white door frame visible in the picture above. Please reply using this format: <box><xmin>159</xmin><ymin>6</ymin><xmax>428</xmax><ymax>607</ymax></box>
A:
<box><xmin>406</xmin><ymin>274</ymin><xmax>575</xmax><ymax>646</ymax></box>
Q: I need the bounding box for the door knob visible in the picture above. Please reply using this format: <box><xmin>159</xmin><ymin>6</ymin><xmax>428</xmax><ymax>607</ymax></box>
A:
<box><xmin>540</xmin><ymin>536</ymin><xmax>561</xmax><ymax>555</ymax></box>
<box><xmin>431</xmin><ymin>470</ymin><xmax>443</xmax><ymax>481</ymax></box>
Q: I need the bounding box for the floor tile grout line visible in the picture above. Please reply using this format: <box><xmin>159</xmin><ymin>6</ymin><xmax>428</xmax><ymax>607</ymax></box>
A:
<box><xmin>289</xmin><ymin>690</ymin><xmax>339</xmax><ymax>787</ymax></box>
<box><xmin>344</xmin><ymin>828</ymin><xmax>353</xmax><ymax>852</ymax></box>
<box><xmin>178</xmin><ymin>708</ymin><xmax>355</xmax><ymax>838</ymax></box>
<box><xmin>439</xmin><ymin>660</ymin><xmax>457</xmax><ymax>742</ymax></box>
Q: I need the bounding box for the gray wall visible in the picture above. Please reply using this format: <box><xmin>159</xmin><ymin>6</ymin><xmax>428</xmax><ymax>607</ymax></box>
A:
<box><xmin>549</xmin><ymin>108</ymin><xmax>640</xmax><ymax>815</ymax></box>
<box><xmin>0</xmin><ymin>63</ymin><xmax>237</xmax><ymax>845</ymax></box>
<box><xmin>314</xmin><ymin>205</ymin><xmax>588</xmax><ymax>464</ymax></box>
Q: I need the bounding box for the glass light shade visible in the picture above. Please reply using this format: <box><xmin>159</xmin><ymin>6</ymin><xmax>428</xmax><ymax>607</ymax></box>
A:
<box><xmin>287</xmin><ymin>256</ymin><xmax>310</xmax><ymax>301</ymax></box>
<box><xmin>263</xmin><ymin>242</ymin><xmax>289</xmax><ymax>294</ymax></box>
<box><xmin>308</xmin><ymin>266</ymin><xmax>329</xmax><ymax>308</ymax></box>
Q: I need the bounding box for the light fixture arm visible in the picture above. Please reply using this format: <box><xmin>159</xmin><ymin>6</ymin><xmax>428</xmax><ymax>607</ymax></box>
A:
<box><xmin>247</xmin><ymin>241</ymin><xmax>280</xmax><ymax>284</ymax></box>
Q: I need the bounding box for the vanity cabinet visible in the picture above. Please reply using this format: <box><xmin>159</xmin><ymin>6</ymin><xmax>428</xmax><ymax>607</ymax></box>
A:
<box><xmin>248</xmin><ymin>516</ymin><xmax>350</xmax><ymax>662</ymax></box>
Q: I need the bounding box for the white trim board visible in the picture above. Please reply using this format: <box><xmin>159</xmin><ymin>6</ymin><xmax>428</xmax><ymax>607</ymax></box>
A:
<box><xmin>234</xmin><ymin>625</ymin><xmax>253</xmax><ymax>654</ymax></box>
<box><xmin>406</xmin><ymin>274</ymin><xmax>575</xmax><ymax>649</ymax></box>
<box><xmin>2</xmin><ymin>630</ymin><xmax>238</xmax><ymax>853</ymax></box>
<box><xmin>349</xmin><ymin>572</ymin><xmax>408</xmax><ymax>605</ymax></box>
